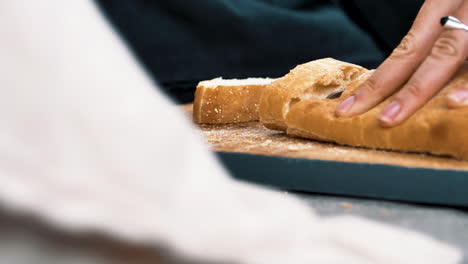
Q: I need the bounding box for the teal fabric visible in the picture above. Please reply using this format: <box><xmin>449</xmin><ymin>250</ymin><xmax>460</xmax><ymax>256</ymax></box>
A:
<box><xmin>96</xmin><ymin>0</ymin><xmax>384</xmax><ymax>103</ymax></box>
<box><xmin>333</xmin><ymin>0</ymin><xmax>423</xmax><ymax>55</ymax></box>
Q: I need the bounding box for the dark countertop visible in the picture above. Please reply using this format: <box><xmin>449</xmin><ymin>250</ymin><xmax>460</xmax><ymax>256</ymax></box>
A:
<box><xmin>295</xmin><ymin>192</ymin><xmax>468</xmax><ymax>263</ymax></box>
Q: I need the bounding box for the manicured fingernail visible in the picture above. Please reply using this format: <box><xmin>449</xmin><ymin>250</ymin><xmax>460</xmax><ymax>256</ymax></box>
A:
<box><xmin>336</xmin><ymin>96</ymin><xmax>355</xmax><ymax>115</ymax></box>
<box><xmin>379</xmin><ymin>101</ymin><xmax>401</xmax><ymax>124</ymax></box>
<box><xmin>448</xmin><ymin>89</ymin><xmax>468</xmax><ymax>104</ymax></box>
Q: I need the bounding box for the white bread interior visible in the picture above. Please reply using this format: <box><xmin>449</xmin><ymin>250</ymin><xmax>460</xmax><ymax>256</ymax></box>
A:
<box><xmin>193</xmin><ymin>77</ymin><xmax>274</xmax><ymax>124</ymax></box>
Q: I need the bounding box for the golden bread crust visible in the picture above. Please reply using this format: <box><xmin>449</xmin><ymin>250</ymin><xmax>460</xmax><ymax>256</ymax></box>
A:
<box><xmin>284</xmin><ymin>63</ymin><xmax>468</xmax><ymax>160</ymax></box>
<box><xmin>258</xmin><ymin>58</ymin><xmax>367</xmax><ymax>131</ymax></box>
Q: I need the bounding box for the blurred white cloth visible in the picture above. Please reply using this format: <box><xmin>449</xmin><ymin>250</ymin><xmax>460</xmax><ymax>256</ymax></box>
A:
<box><xmin>0</xmin><ymin>1</ymin><xmax>461</xmax><ymax>263</ymax></box>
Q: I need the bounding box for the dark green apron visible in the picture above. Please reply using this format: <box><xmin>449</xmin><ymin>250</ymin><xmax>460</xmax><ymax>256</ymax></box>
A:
<box><xmin>96</xmin><ymin>0</ymin><xmax>420</xmax><ymax>103</ymax></box>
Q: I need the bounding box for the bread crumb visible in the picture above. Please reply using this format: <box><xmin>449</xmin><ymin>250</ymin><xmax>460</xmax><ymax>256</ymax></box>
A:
<box><xmin>288</xmin><ymin>145</ymin><xmax>300</xmax><ymax>151</ymax></box>
<box><xmin>287</xmin><ymin>143</ymin><xmax>311</xmax><ymax>151</ymax></box>
<box><xmin>341</xmin><ymin>202</ymin><xmax>353</xmax><ymax>209</ymax></box>
<box><xmin>260</xmin><ymin>139</ymin><xmax>273</xmax><ymax>146</ymax></box>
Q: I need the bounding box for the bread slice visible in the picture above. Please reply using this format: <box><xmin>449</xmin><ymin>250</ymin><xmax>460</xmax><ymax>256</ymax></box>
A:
<box><xmin>281</xmin><ymin>60</ymin><xmax>468</xmax><ymax>160</ymax></box>
<box><xmin>193</xmin><ymin>77</ymin><xmax>274</xmax><ymax>124</ymax></box>
<box><xmin>258</xmin><ymin>58</ymin><xmax>367</xmax><ymax>131</ymax></box>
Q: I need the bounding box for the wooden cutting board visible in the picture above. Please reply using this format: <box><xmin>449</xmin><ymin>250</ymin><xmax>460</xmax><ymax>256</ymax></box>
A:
<box><xmin>182</xmin><ymin>104</ymin><xmax>468</xmax><ymax>171</ymax></box>
<box><xmin>183</xmin><ymin>104</ymin><xmax>468</xmax><ymax>206</ymax></box>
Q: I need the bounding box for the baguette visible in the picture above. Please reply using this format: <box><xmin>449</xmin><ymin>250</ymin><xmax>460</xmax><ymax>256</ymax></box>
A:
<box><xmin>195</xmin><ymin>59</ymin><xmax>468</xmax><ymax>160</ymax></box>
<box><xmin>275</xmin><ymin>60</ymin><xmax>468</xmax><ymax>160</ymax></box>
<box><xmin>258</xmin><ymin>58</ymin><xmax>367</xmax><ymax>131</ymax></box>
<box><xmin>193</xmin><ymin>77</ymin><xmax>274</xmax><ymax>124</ymax></box>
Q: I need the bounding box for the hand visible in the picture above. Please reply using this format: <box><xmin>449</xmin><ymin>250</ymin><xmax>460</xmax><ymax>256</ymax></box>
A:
<box><xmin>335</xmin><ymin>0</ymin><xmax>468</xmax><ymax>127</ymax></box>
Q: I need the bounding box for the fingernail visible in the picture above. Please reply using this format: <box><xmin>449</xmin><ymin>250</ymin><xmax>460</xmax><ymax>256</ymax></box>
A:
<box><xmin>448</xmin><ymin>89</ymin><xmax>468</xmax><ymax>104</ymax></box>
<box><xmin>336</xmin><ymin>96</ymin><xmax>355</xmax><ymax>115</ymax></box>
<box><xmin>379</xmin><ymin>101</ymin><xmax>401</xmax><ymax>124</ymax></box>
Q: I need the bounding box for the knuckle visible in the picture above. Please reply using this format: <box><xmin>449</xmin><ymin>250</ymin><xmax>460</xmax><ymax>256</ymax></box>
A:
<box><xmin>404</xmin><ymin>80</ymin><xmax>426</xmax><ymax>99</ymax></box>
<box><xmin>389</xmin><ymin>32</ymin><xmax>418</xmax><ymax>59</ymax></box>
<box><xmin>425</xmin><ymin>0</ymin><xmax>449</xmax><ymax>6</ymax></box>
<box><xmin>356</xmin><ymin>76</ymin><xmax>388</xmax><ymax>100</ymax></box>
<box><xmin>356</xmin><ymin>76</ymin><xmax>378</xmax><ymax>95</ymax></box>
<box><xmin>430</xmin><ymin>33</ymin><xmax>464</xmax><ymax>61</ymax></box>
